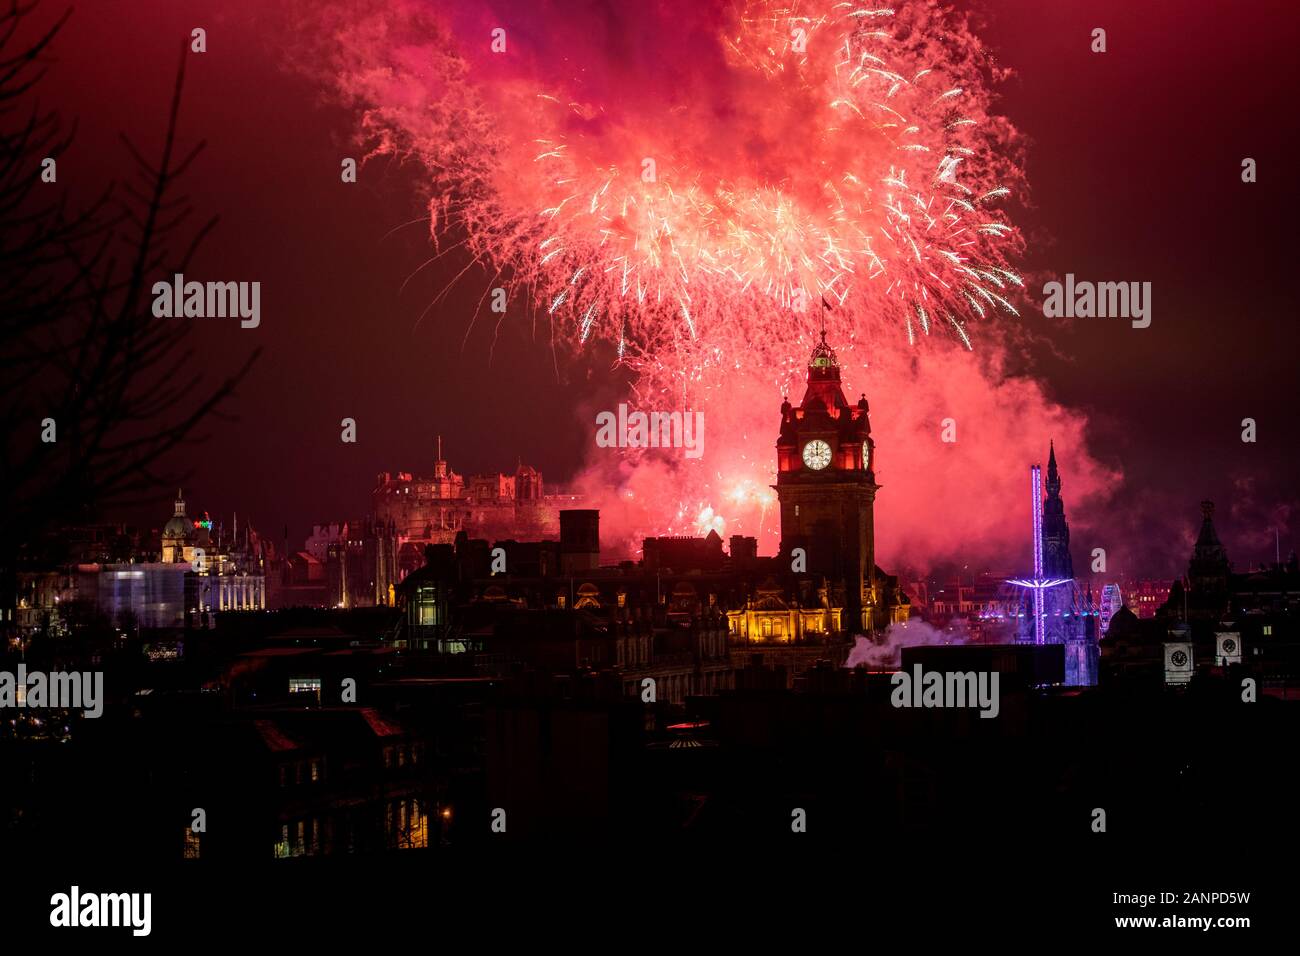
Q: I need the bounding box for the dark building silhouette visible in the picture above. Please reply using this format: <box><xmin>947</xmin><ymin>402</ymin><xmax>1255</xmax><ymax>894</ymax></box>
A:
<box><xmin>559</xmin><ymin>509</ymin><xmax>600</xmax><ymax>573</ymax></box>
<box><xmin>643</xmin><ymin>531</ymin><xmax>724</xmax><ymax>572</ymax></box>
<box><xmin>1186</xmin><ymin>500</ymin><xmax>1231</xmax><ymax>613</ymax></box>
<box><xmin>1042</xmin><ymin>441</ymin><xmax>1073</xmax><ymax>579</ymax></box>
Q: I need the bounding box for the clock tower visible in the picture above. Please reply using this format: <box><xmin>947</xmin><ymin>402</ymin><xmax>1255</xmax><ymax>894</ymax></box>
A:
<box><xmin>775</xmin><ymin>332</ymin><xmax>881</xmax><ymax>631</ymax></box>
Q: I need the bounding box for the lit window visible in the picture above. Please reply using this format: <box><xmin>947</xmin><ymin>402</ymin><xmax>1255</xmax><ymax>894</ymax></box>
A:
<box><xmin>274</xmin><ymin>824</ymin><xmax>290</xmax><ymax>859</ymax></box>
<box><xmin>417</xmin><ymin>586</ymin><xmax>439</xmax><ymax>626</ymax></box>
<box><xmin>289</xmin><ymin>676</ymin><xmax>322</xmax><ymax>696</ymax></box>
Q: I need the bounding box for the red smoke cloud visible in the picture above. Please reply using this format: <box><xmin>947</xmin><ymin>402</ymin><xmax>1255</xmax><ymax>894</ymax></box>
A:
<box><xmin>567</xmin><ymin>330</ymin><xmax>1118</xmax><ymax>572</ymax></box>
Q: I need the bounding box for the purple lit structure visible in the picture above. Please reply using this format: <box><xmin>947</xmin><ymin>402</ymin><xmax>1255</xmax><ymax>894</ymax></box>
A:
<box><xmin>1006</xmin><ymin>464</ymin><xmax>1070</xmax><ymax>646</ymax></box>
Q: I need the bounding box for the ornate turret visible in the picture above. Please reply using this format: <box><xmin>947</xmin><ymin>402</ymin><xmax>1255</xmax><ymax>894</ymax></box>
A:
<box><xmin>809</xmin><ymin>330</ymin><xmax>838</xmax><ymax>369</ymax></box>
<box><xmin>800</xmin><ymin>331</ymin><xmax>851</xmax><ymax>413</ymax></box>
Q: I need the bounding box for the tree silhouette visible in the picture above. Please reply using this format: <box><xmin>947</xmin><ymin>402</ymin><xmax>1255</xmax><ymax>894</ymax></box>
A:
<box><xmin>0</xmin><ymin>2</ymin><xmax>259</xmax><ymax>580</ymax></box>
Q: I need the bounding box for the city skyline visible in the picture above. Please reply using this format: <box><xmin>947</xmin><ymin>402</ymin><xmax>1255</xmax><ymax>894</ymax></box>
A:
<box><xmin>2</xmin><ymin>0</ymin><xmax>1295</xmax><ymax>940</ymax></box>
<box><xmin>56</xmin><ymin>433</ymin><xmax>1287</xmax><ymax>585</ymax></box>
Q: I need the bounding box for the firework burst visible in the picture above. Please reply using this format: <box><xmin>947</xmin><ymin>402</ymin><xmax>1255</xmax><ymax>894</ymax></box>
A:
<box><xmin>328</xmin><ymin>0</ymin><xmax>1025</xmax><ymax>404</ymax></box>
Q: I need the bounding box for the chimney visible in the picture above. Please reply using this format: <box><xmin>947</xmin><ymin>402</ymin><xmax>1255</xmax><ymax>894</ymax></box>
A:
<box><xmin>560</xmin><ymin>510</ymin><xmax>600</xmax><ymax>574</ymax></box>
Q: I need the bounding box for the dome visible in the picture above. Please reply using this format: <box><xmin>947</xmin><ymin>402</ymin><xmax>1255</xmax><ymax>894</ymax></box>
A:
<box><xmin>162</xmin><ymin>491</ymin><xmax>191</xmax><ymax>541</ymax></box>
<box><xmin>1103</xmin><ymin>605</ymin><xmax>1139</xmax><ymax>641</ymax></box>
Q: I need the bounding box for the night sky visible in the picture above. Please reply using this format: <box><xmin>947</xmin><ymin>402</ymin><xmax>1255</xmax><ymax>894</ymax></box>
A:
<box><xmin>26</xmin><ymin>0</ymin><xmax>1300</xmax><ymax>578</ymax></box>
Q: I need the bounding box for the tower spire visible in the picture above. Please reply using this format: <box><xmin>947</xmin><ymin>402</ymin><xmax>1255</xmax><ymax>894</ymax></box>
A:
<box><xmin>1196</xmin><ymin>500</ymin><xmax>1223</xmax><ymax>548</ymax></box>
<box><xmin>1041</xmin><ymin>442</ymin><xmax>1072</xmax><ymax>578</ymax></box>
<box><xmin>1045</xmin><ymin>440</ymin><xmax>1061</xmax><ymax>498</ymax></box>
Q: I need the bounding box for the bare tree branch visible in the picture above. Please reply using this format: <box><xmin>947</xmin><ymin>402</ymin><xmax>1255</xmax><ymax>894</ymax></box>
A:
<box><xmin>0</xmin><ymin>1</ymin><xmax>260</xmax><ymax>578</ymax></box>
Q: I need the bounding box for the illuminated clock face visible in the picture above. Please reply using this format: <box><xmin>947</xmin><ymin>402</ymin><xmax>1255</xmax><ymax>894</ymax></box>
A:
<box><xmin>862</xmin><ymin>441</ymin><xmax>871</xmax><ymax>471</ymax></box>
<box><xmin>802</xmin><ymin>440</ymin><xmax>832</xmax><ymax>470</ymax></box>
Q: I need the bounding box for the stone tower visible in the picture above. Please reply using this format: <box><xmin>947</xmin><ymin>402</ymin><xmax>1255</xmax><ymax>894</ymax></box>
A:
<box><xmin>1042</xmin><ymin>441</ymin><xmax>1074</xmax><ymax>578</ymax></box>
<box><xmin>774</xmin><ymin>332</ymin><xmax>881</xmax><ymax>631</ymax></box>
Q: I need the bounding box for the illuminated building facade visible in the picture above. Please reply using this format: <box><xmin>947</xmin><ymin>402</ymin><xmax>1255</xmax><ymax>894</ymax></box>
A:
<box><xmin>87</xmin><ymin>562</ymin><xmax>188</xmax><ymax>629</ymax></box>
<box><xmin>1126</xmin><ymin>579</ymin><xmax>1173</xmax><ymax>619</ymax></box>
<box><xmin>724</xmin><ymin>582</ymin><xmax>842</xmax><ymax>642</ymax></box>
<box><xmin>88</xmin><ymin>492</ymin><xmax>267</xmax><ymax>628</ymax></box>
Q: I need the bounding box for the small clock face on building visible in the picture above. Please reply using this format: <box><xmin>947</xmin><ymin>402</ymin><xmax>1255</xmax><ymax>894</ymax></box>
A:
<box><xmin>802</xmin><ymin>439</ymin><xmax>832</xmax><ymax>470</ymax></box>
<box><xmin>1170</xmin><ymin>650</ymin><xmax>1188</xmax><ymax>667</ymax></box>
